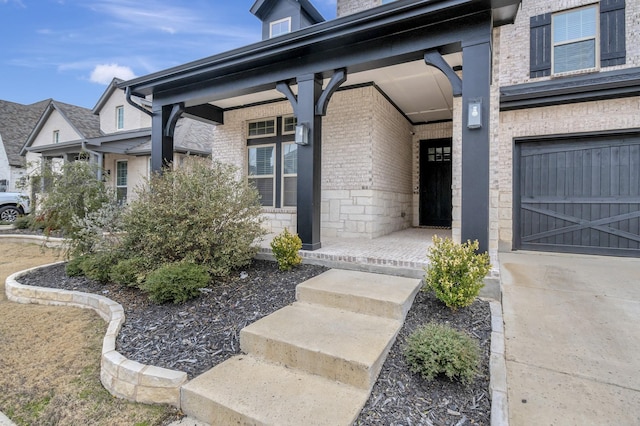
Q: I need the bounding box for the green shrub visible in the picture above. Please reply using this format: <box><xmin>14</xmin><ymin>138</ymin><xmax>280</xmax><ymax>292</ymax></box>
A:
<box><xmin>424</xmin><ymin>236</ymin><xmax>491</xmax><ymax>310</ymax></box>
<box><xmin>80</xmin><ymin>251</ymin><xmax>120</xmax><ymax>284</ymax></box>
<box><xmin>65</xmin><ymin>255</ymin><xmax>88</xmax><ymax>277</ymax></box>
<box><xmin>110</xmin><ymin>257</ymin><xmax>150</xmax><ymax>287</ymax></box>
<box><xmin>121</xmin><ymin>158</ymin><xmax>265</xmax><ymax>277</ymax></box>
<box><xmin>270</xmin><ymin>228</ymin><xmax>302</xmax><ymax>271</ymax></box>
<box><xmin>13</xmin><ymin>215</ymin><xmax>33</xmax><ymax>230</ymax></box>
<box><xmin>141</xmin><ymin>262</ymin><xmax>210</xmax><ymax>304</ymax></box>
<box><xmin>36</xmin><ymin>159</ymin><xmax>114</xmax><ymax>239</ymax></box>
<box><xmin>404</xmin><ymin>322</ymin><xmax>480</xmax><ymax>385</ymax></box>
<box><xmin>68</xmin><ymin>200</ymin><xmax>124</xmax><ymax>258</ymax></box>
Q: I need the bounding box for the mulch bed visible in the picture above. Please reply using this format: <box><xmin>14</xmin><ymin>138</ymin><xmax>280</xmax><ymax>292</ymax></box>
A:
<box><xmin>15</xmin><ymin>252</ymin><xmax>491</xmax><ymax>425</ymax></box>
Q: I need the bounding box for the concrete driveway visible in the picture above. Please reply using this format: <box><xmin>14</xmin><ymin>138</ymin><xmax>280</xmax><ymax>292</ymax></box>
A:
<box><xmin>499</xmin><ymin>251</ymin><xmax>640</xmax><ymax>425</ymax></box>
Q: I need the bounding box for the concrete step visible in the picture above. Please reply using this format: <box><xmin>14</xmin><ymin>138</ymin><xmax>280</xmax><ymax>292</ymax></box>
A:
<box><xmin>240</xmin><ymin>302</ymin><xmax>401</xmax><ymax>390</ymax></box>
<box><xmin>296</xmin><ymin>269</ymin><xmax>421</xmax><ymax>320</ymax></box>
<box><xmin>181</xmin><ymin>355</ymin><xmax>369</xmax><ymax>426</ymax></box>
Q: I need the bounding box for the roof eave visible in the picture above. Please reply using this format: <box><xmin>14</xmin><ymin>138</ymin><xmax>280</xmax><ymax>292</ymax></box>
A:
<box><xmin>119</xmin><ymin>0</ymin><xmax>521</xmax><ymax>96</ymax></box>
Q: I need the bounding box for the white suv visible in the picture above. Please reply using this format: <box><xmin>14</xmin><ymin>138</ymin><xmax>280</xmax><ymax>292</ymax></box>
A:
<box><xmin>0</xmin><ymin>192</ymin><xmax>31</xmax><ymax>223</ymax></box>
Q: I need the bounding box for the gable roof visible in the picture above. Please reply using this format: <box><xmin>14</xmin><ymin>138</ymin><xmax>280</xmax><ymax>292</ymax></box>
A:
<box><xmin>251</xmin><ymin>0</ymin><xmax>324</xmax><ymax>23</ymax></box>
<box><xmin>20</xmin><ymin>100</ymin><xmax>102</xmax><ymax>156</ymax></box>
<box><xmin>92</xmin><ymin>78</ymin><xmax>125</xmax><ymax>114</ymax></box>
<box><xmin>0</xmin><ymin>99</ymin><xmax>51</xmax><ymax>167</ymax></box>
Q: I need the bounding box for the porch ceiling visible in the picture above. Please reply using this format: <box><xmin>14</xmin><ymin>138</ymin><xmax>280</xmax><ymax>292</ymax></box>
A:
<box><xmin>213</xmin><ymin>53</ymin><xmax>461</xmax><ymax>124</ymax></box>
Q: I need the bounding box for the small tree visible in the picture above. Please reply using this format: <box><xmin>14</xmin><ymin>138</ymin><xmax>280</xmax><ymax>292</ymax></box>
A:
<box><xmin>121</xmin><ymin>158</ymin><xmax>265</xmax><ymax>277</ymax></box>
<box><xmin>36</xmin><ymin>158</ymin><xmax>113</xmax><ymax>236</ymax></box>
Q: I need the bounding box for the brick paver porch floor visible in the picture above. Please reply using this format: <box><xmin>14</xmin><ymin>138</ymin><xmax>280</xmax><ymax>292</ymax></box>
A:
<box><xmin>258</xmin><ymin>227</ymin><xmax>451</xmax><ymax>278</ymax></box>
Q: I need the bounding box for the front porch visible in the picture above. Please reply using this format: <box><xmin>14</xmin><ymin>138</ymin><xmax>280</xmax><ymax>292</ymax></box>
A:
<box><xmin>258</xmin><ymin>227</ymin><xmax>450</xmax><ymax>279</ymax></box>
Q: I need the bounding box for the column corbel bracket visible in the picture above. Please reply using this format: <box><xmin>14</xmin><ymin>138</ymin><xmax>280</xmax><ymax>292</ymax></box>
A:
<box><xmin>164</xmin><ymin>103</ymin><xmax>185</xmax><ymax>138</ymax></box>
<box><xmin>424</xmin><ymin>50</ymin><xmax>463</xmax><ymax>97</ymax></box>
<box><xmin>315</xmin><ymin>68</ymin><xmax>347</xmax><ymax>116</ymax></box>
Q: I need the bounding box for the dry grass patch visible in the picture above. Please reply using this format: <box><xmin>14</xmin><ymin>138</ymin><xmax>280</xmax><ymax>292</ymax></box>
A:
<box><xmin>0</xmin><ymin>242</ymin><xmax>175</xmax><ymax>425</ymax></box>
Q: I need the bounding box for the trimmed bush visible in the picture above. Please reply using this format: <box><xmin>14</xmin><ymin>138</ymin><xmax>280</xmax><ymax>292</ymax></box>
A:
<box><xmin>121</xmin><ymin>158</ymin><xmax>265</xmax><ymax>277</ymax></box>
<box><xmin>141</xmin><ymin>262</ymin><xmax>210</xmax><ymax>304</ymax></box>
<box><xmin>13</xmin><ymin>215</ymin><xmax>33</xmax><ymax>230</ymax></box>
<box><xmin>65</xmin><ymin>255</ymin><xmax>88</xmax><ymax>277</ymax></box>
<box><xmin>110</xmin><ymin>257</ymin><xmax>150</xmax><ymax>287</ymax></box>
<box><xmin>424</xmin><ymin>236</ymin><xmax>491</xmax><ymax>310</ymax></box>
<box><xmin>404</xmin><ymin>322</ymin><xmax>480</xmax><ymax>385</ymax></box>
<box><xmin>80</xmin><ymin>251</ymin><xmax>120</xmax><ymax>284</ymax></box>
<box><xmin>270</xmin><ymin>228</ymin><xmax>302</xmax><ymax>271</ymax></box>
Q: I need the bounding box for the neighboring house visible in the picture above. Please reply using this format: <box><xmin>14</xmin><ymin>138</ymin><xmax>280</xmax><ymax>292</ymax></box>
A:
<box><xmin>118</xmin><ymin>0</ymin><xmax>640</xmax><ymax>262</ymax></box>
<box><xmin>0</xmin><ymin>99</ymin><xmax>49</xmax><ymax>192</ymax></box>
<box><xmin>21</xmin><ymin>78</ymin><xmax>213</xmax><ymax>203</ymax></box>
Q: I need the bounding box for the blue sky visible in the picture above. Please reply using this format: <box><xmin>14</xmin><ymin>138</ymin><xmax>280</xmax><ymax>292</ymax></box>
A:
<box><xmin>0</xmin><ymin>0</ymin><xmax>337</xmax><ymax>109</ymax></box>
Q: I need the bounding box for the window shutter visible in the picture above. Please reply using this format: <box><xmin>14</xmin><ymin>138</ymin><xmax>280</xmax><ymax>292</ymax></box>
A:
<box><xmin>600</xmin><ymin>0</ymin><xmax>626</xmax><ymax>67</ymax></box>
<box><xmin>530</xmin><ymin>13</ymin><xmax>551</xmax><ymax>78</ymax></box>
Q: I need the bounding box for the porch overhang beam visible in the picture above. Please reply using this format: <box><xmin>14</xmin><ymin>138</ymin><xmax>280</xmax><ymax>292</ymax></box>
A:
<box><xmin>132</xmin><ymin>10</ymin><xmax>492</xmax><ymax>108</ymax></box>
<box><xmin>183</xmin><ymin>104</ymin><xmax>224</xmax><ymax>125</ymax></box>
<box><xmin>120</xmin><ymin>0</ymin><xmax>519</xmax><ymax>98</ymax></box>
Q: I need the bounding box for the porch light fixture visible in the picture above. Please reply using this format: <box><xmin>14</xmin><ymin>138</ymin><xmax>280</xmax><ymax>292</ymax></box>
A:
<box><xmin>467</xmin><ymin>98</ymin><xmax>482</xmax><ymax>129</ymax></box>
<box><xmin>295</xmin><ymin>123</ymin><xmax>309</xmax><ymax>145</ymax></box>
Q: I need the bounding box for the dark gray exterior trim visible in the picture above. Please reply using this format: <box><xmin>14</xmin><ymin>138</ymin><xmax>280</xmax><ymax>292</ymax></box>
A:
<box><xmin>501</xmin><ymin>67</ymin><xmax>640</xmax><ymax>111</ymax></box>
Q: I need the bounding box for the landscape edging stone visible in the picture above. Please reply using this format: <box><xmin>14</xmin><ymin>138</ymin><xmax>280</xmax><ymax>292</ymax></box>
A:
<box><xmin>5</xmin><ymin>262</ymin><xmax>187</xmax><ymax>408</ymax></box>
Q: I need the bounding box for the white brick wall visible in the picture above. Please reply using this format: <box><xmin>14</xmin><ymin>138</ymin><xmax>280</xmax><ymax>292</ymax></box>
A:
<box><xmin>492</xmin><ymin>0</ymin><xmax>640</xmax><ymax>261</ymax></box>
<box><xmin>498</xmin><ymin>0</ymin><xmax>640</xmax><ymax>87</ymax></box>
<box><xmin>211</xmin><ymin>85</ymin><xmax>417</xmax><ymax>240</ymax></box>
<box><xmin>495</xmin><ymin>98</ymin><xmax>640</xmax><ymax>252</ymax></box>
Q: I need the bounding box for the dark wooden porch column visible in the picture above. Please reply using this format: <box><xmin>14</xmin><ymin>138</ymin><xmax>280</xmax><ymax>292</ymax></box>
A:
<box><xmin>151</xmin><ymin>104</ymin><xmax>175</xmax><ymax>173</ymax></box>
<box><xmin>461</xmin><ymin>37</ymin><xmax>491</xmax><ymax>253</ymax></box>
<box><xmin>296</xmin><ymin>74</ymin><xmax>323</xmax><ymax>250</ymax></box>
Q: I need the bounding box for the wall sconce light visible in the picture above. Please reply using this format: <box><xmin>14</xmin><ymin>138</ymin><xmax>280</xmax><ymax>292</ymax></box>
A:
<box><xmin>467</xmin><ymin>98</ymin><xmax>482</xmax><ymax>129</ymax></box>
<box><xmin>295</xmin><ymin>123</ymin><xmax>309</xmax><ymax>145</ymax></box>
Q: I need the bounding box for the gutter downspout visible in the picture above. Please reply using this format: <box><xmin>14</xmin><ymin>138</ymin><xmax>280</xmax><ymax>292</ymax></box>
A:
<box><xmin>82</xmin><ymin>141</ymin><xmax>103</xmax><ymax>181</ymax></box>
<box><xmin>125</xmin><ymin>87</ymin><xmax>153</xmax><ymax>117</ymax></box>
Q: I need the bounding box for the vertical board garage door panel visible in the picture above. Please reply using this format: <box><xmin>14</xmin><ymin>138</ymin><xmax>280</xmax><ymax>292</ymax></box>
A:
<box><xmin>516</xmin><ymin>134</ymin><xmax>640</xmax><ymax>256</ymax></box>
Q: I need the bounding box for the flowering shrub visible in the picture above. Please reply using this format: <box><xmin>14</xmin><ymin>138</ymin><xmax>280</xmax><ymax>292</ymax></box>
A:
<box><xmin>404</xmin><ymin>322</ymin><xmax>479</xmax><ymax>384</ymax></box>
<box><xmin>270</xmin><ymin>228</ymin><xmax>302</xmax><ymax>271</ymax></box>
<box><xmin>424</xmin><ymin>236</ymin><xmax>490</xmax><ymax>310</ymax></box>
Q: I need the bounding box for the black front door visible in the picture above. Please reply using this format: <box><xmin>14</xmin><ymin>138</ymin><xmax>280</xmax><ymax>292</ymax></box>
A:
<box><xmin>420</xmin><ymin>138</ymin><xmax>452</xmax><ymax>227</ymax></box>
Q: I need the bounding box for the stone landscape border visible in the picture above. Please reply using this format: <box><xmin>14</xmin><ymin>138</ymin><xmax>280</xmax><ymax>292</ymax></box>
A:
<box><xmin>5</xmin><ymin>262</ymin><xmax>187</xmax><ymax>407</ymax></box>
<box><xmin>488</xmin><ymin>299</ymin><xmax>509</xmax><ymax>426</ymax></box>
<box><xmin>3</xmin><ymin>234</ymin><xmax>510</xmax><ymax>425</ymax></box>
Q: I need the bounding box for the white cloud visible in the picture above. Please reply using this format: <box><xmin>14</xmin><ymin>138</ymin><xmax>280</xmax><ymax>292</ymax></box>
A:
<box><xmin>90</xmin><ymin>63</ymin><xmax>136</xmax><ymax>84</ymax></box>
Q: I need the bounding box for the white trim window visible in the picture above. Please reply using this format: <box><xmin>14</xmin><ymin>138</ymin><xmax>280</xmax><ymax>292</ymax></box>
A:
<box><xmin>282</xmin><ymin>115</ymin><xmax>297</xmax><ymax>134</ymax></box>
<box><xmin>53</xmin><ymin>130</ymin><xmax>60</xmax><ymax>143</ymax></box>
<box><xmin>281</xmin><ymin>142</ymin><xmax>297</xmax><ymax>207</ymax></box>
<box><xmin>248</xmin><ymin>118</ymin><xmax>276</xmax><ymax>138</ymax></box>
<box><xmin>270</xmin><ymin>17</ymin><xmax>291</xmax><ymax>38</ymax></box>
<box><xmin>115</xmin><ymin>160</ymin><xmax>128</xmax><ymax>203</ymax></box>
<box><xmin>116</xmin><ymin>105</ymin><xmax>125</xmax><ymax>130</ymax></box>
<box><xmin>552</xmin><ymin>5</ymin><xmax>598</xmax><ymax>74</ymax></box>
<box><xmin>248</xmin><ymin>145</ymin><xmax>275</xmax><ymax>206</ymax></box>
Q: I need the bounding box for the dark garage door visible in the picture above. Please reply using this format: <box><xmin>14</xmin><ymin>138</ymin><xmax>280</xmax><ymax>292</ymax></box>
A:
<box><xmin>515</xmin><ymin>133</ymin><xmax>640</xmax><ymax>256</ymax></box>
